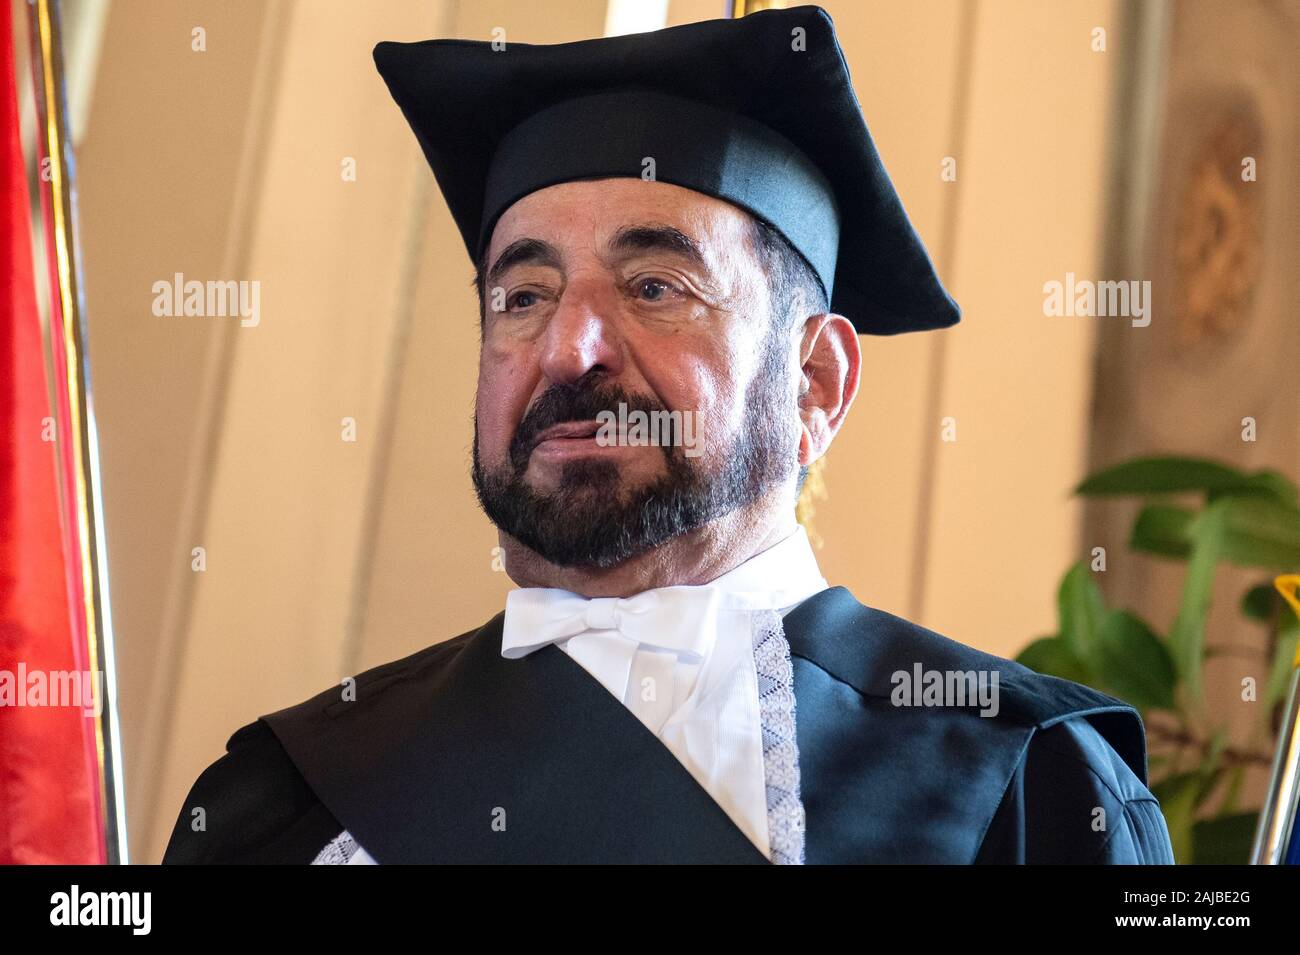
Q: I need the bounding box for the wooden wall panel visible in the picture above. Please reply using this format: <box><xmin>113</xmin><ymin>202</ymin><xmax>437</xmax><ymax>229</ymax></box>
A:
<box><xmin>1084</xmin><ymin>0</ymin><xmax>1300</xmax><ymax>809</ymax></box>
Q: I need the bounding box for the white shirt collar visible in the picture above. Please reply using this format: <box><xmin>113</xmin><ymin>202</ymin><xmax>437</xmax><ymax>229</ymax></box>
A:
<box><xmin>701</xmin><ymin>523</ymin><xmax>828</xmax><ymax>613</ymax></box>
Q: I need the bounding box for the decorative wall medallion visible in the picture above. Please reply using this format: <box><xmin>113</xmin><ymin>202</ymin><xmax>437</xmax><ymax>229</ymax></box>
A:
<box><xmin>1173</xmin><ymin>116</ymin><xmax>1261</xmax><ymax>347</ymax></box>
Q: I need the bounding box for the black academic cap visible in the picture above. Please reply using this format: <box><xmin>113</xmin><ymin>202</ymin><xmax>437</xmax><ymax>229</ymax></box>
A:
<box><xmin>373</xmin><ymin>5</ymin><xmax>959</xmax><ymax>335</ymax></box>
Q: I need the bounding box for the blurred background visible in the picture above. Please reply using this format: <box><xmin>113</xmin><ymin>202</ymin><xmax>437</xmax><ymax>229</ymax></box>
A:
<box><xmin>11</xmin><ymin>0</ymin><xmax>1299</xmax><ymax>862</ymax></box>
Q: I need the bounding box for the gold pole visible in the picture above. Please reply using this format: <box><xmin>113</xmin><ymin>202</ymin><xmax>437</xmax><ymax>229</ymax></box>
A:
<box><xmin>28</xmin><ymin>0</ymin><xmax>128</xmax><ymax>864</ymax></box>
<box><xmin>1251</xmin><ymin>576</ymin><xmax>1300</xmax><ymax>864</ymax></box>
<box><xmin>729</xmin><ymin>0</ymin><xmax>788</xmax><ymax>15</ymax></box>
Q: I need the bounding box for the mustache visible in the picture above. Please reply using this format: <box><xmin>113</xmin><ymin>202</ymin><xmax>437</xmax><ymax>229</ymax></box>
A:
<box><xmin>509</xmin><ymin>377</ymin><xmax>672</xmax><ymax>473</ymax></box>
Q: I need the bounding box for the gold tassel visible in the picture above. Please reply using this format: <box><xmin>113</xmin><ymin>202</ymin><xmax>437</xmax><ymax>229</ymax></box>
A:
<box><xmin>795</xmin><ymin>457</ymin><xmax>828</xmax><ymax>549</ymax></box>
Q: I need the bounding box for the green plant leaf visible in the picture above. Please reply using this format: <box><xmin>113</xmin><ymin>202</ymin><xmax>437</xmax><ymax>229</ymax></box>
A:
<box><xmin>1131</xmin><ymin>499</ymin><xmax>1300</xmax><ymax>569</ymax></box>
<box><xmin>1217</xmin><ymin>496</ymin><xmax>1300</xmax><ymax>569</ymax></box>
<box><xmin>1220</xmin><ymin>765</ymin><xmax>1246</xmax><ymax>816</ymax></box>
<box><xmin>1057</xmin><ymin>562</ymin><xmax>1106</xmax><ymax>664</ymax></box>
<box><xmin>1199</xmin><ymin>730</ymin><xmax>1228</xmax><ymax>795</ymax></box>
<box><xmin>1209</xmin><ymin>469</ymin><xmax>1299</xmax><ymax>507</ymax></box>
<box><xmin>1077</xmin><ymin>457</ymin><xmax>1246</xmax><ymax>496</ymax></box>
<box><xmin>1265</xmin><ymin>630</ymin><xmax>1300</xmax><ymax>708</ymax></box>
<box><xmin>1151</xmin><ymin>771</ymin><xmax>1200</xmax><ymax>864</ymax></box>
<box><xmin>1168</xmin><ymin>499</ymin><xmax>1230</xmax><ymax>701</ymax></box>
<box><xmin>1078</xmin><ymin>457</ymin><xmax>1296</xmax><ymax>506</ymax></box>
<box><xmin>1093</xmin><ymin>610</ymin><xmax>1176</xmax><ymax>711</ymax></box>
<box><xmin>1242</xmin><ymin>583</ymin><xmax>1279</xmax><ymax>621</ymax></box>
<box><xmin>1016</xmin><ymin>635</ymin><xmax>1091</xmax><ymax>684</ymax></box>
<box><xmin>1191</xmin><ymin>812</ymin><xmax>1259</xmax><ymax>865</ymax></box>
<box><xmin>1130</xmin><ymin>504</ymin><xmax>1195</xmax><ymax>559</ymax></box>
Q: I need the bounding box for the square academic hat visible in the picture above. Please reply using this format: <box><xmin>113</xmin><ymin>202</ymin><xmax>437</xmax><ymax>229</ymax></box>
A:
<box><xmin>373</xmin><ymin>5</ymin><xmax>959</xmax><ymax>335</ymax></box>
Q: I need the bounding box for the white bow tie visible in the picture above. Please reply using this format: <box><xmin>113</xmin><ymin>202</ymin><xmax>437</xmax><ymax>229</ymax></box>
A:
<box><xmin>502</xmin><ymin>586</ymin><xmax>725</xmax><ymax>662</ymax></box>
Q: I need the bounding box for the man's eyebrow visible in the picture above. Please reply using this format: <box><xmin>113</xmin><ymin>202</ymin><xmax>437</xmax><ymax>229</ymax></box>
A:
<box><xmin>485</xmin><ymin>238</ymin><xmax>562</xmax><ymax>289</ymax></box>
<box><xmin>608</xmin><ymin>224</ymin><xmax>708</xmax><ymax>268</ymax></box>
<box><xmin>607</xmin><ymin>224</ymin><xmax>722</xmax><ymax>297</ymax></box>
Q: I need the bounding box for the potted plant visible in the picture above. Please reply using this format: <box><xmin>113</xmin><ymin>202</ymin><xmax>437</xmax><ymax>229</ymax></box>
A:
<box><xmin>1018</xmin><ymin>456</ymin><xmax>1300</xmax><ymax>863</ymax></box>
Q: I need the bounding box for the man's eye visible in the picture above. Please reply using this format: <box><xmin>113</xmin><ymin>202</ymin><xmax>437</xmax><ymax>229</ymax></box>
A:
<box><xmin>507</xmin><ymin>290</ymin><xmax>539</xmax><ymax>311</ymax></box>
<box><xmin>635</xmin><ymin>278</ymin><xmax>679</xmax><ymax>302</ymax></box>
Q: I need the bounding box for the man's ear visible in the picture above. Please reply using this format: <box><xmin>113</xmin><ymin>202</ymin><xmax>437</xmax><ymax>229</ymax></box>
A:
<box><xmin>796</xmin><ymin>313</ymin><xmax>861</xmax><ymax>466</ymax></box>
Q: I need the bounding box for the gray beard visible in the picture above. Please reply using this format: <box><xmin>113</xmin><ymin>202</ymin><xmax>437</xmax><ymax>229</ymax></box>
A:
<box><xmin>471</xmin><ymin>340</ymin><xmax>796</xmax><ymax>570</ymax></box>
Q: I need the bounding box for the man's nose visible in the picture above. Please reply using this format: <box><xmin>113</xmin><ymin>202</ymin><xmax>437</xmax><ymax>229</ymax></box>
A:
<box><xmin>538</xmin><ymin>277</ymin><xmax>624</xmax><ymax>386</ymax></box>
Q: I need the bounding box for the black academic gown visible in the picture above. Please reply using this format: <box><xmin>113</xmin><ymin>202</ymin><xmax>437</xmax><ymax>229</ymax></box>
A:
<box><xmin>162</xmin><ymin>586</ymin><xmax>1174</xmax><ymax>864</ymax></box>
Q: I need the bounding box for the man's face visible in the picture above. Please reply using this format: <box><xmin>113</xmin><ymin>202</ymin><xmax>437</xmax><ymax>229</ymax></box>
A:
<box><xmin>471</xmin><ymin>177</ymin><xmax>800</xmax><ymax>569</ymax></box>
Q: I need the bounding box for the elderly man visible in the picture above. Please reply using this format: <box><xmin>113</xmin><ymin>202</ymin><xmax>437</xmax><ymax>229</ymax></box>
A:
<box><xmin>164</xmin><ymin>6</ymin><xmax>1173</xmax><ymax>865</ymax></box>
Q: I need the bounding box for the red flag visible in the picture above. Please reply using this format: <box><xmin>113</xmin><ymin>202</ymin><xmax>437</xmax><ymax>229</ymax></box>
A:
<box><xmin>0</xmin><ymin>0</ymin><xmax>103</xmax><ymax>864</ymax></box>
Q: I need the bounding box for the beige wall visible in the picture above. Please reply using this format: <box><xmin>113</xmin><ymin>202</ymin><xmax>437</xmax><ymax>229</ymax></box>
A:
<box><xmin>74</xmin><ymin>0</ymin><xmax>1120</xmax><ymax>862</ymax></box>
